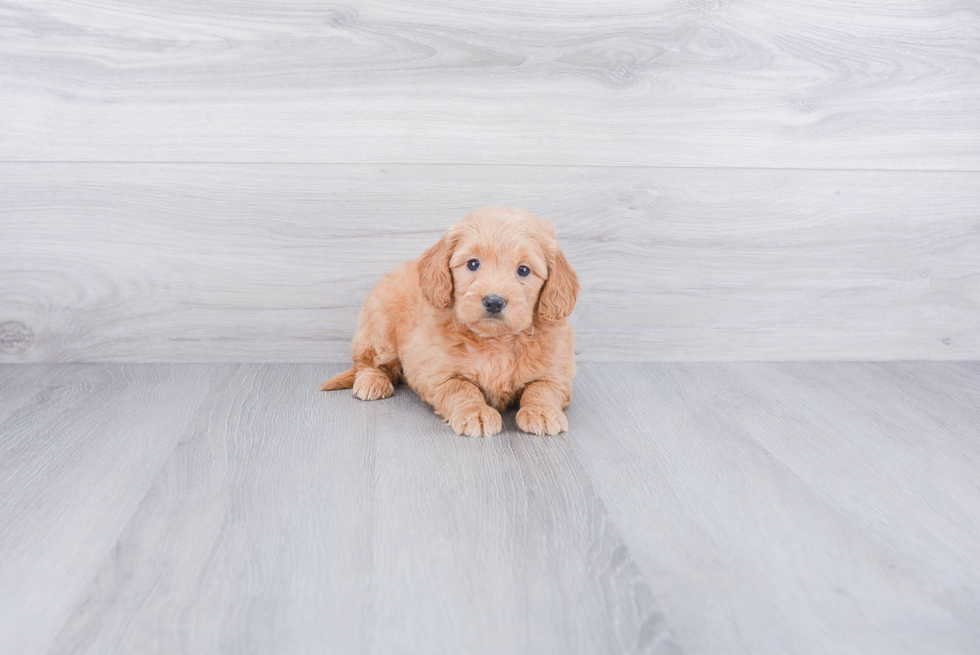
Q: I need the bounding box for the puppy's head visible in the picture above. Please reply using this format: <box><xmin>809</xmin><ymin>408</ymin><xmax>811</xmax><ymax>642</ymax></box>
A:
<box><xmin>418</xmin><ymin>207</ymin><xmax>579</xmax><ymax>336</ymax></box>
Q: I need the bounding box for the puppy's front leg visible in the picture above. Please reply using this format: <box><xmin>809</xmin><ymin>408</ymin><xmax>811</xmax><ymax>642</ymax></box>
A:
<box><xmin>429</xmin><ymin>377</ymin><xmax>502</xmax><ymax>438</ymax></box>
<box><xmin>516</xmin><ymin>381</ymin><xmax>570</xmax><ymax>436</ymax></box>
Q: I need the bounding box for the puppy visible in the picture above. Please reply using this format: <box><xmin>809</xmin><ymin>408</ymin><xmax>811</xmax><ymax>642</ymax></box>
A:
<box><xmin>320</xmin><ymin>206</ymin><xmax>579</xmax><ymax>437</ymax></box>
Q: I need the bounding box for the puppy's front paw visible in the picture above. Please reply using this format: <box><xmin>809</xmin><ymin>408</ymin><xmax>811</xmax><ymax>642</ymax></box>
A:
<box><xmin>516</xmin><ymin>405</ymin><xmax>568</xmax><ymax>436</ymax></box>
<box><xmin>353</xmin><ymin>370</ymin><xmax>394</xmax><ymax>401</ymax></box>
<box><xmin>449</xmin><ymin>404</ymin><xmax>502</xmax><ymax>438</ymax></box>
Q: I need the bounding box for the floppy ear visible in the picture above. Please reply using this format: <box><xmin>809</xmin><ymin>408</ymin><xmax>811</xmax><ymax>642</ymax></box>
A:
<box><xmin>417</xmin><ymin>232</ymin><xmax>456</xmax><ymax>308</ymax></box>
<box><xmin>537</xmin><ymin>243</ymin><xmax>579</xmax><ymax>322</ymax></box>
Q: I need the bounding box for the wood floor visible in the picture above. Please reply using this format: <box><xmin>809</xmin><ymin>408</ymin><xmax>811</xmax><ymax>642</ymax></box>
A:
<box><xmin>1</xmin><ymin>362</ymin><xmax>978</xmax><ymax>654</ymax></box>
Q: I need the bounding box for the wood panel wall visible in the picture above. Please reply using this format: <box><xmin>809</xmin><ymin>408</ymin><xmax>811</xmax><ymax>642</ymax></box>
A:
<box><xmin>2</xmin><ymin>0</ymin><xmax>978</xmax><ymax>362</ymax></box>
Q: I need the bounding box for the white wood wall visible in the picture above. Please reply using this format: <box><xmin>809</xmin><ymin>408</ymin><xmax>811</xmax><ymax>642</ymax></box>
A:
<box><xmin>1</xmin><ymin>0</ymin><xmax>978</xmax><ymax>362</ymax></box>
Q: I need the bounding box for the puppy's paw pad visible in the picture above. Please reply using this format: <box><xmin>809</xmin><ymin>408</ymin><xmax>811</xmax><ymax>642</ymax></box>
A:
<box><xmin>353</xmin><ymin>371</ymin><xmax>394</xmax><ymax>401</ymax></box>
<box><xmin>450</xmin><ymin>405</ymin><xmax>502</xmax><ymax>438</ymax></box>
<box><xmin>516</xmin><ymin>405</ymin><xmax>568</xmax><ymax>436</ymax></box>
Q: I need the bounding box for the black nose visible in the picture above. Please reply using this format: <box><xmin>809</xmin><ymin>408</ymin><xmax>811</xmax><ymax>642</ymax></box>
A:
<box><xmin>482</xmin><ymin>294</ymin><xmax>507</xmax><ymax>314</ymax></box>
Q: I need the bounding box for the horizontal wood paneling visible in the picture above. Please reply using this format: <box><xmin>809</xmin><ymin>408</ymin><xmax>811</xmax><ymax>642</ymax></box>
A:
<box><xmin>1</xmin><ymin>0</ymin><xmax>978</xmax><ymax>168</ymax></box>
<box><xmin>2</xmin><ymin>163</ymin><xmax>978</xmax><ymax>362</ymax></box>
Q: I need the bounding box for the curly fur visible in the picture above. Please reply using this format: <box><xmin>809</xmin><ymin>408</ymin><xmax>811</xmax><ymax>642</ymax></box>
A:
<box><xmin>321</xmin><ymin>206</ymin><xmax>579</xmax><ymax>437</ymax></box>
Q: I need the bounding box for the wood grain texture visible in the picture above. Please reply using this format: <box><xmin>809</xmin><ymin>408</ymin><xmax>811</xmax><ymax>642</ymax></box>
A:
<box><xmin>2</xmin><ymin>163</ymin><xmax>978</xmax><ymax>363</ymax></box>
<box><xmin>3</xmin><ymin>363</ymin><xmax>978</xmax><ymax>653</ymax></box>
<box><xmin>1</xmin><ymin>0</ymin><xmax>978</xmax><ymax>168</ymax></box>
<box><xmin>0</xmin><ymin>363</ymin><xmax>230</xmax><ymax>655</ymax></box>
<box><xmin>47</xmin><ymin>364</ymin><xmax>678</xmax><ymax>655</ymax></box>
<box><xmin>566</xmin><ymin>362</ymin><xmax>980</xmax><ymax>655</ymax></box>
<box><xmin>0</xmin><ymin>364</ymin><xmax>55</xmax><ymax>424</ymax></box>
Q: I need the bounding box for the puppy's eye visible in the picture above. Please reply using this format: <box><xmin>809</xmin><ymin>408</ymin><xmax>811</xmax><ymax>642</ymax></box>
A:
<box><xmin>467</xmin><ymin>259</ymin><xmax>480</xmax><ymax>271</ymax></box>
<box><xmin>517</xmin><ymin>265</ymin><xmax>531</xmax><ymax>278</ymax></box>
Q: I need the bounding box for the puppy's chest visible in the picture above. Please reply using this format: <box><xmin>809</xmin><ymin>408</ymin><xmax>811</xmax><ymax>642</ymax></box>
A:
<box><xmin>463</xmin><ymin>342</ymin><xmax>534</xmax><ymax>407</ymax></box>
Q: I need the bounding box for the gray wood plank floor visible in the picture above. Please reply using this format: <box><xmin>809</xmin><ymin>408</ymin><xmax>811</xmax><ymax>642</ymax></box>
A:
<box><xmin>1</xmin><ymin>363</ymin><xmax>978</xmax><ymax>654</ymax></box>
<box><xmin>0</xmin><ymin>364</ymin><xmax>230</xmax><ymax>655</ymax></box>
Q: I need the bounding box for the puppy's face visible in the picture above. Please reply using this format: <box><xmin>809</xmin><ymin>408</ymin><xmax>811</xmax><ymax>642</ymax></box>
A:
<box><xmin>418</xmin><ymin>207</ymin><xmax>579</xmax><ymax>336</ymax></box>
<box><xmin>449</xmin><ymin>230</ymin><xmax>548</xmax><ymax>337</ymax></box>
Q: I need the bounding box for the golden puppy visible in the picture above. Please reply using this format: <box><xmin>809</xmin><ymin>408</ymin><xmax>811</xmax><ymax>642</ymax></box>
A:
<box><xmin>320</xmin><ymin>206</ymin><xmax>579</xmax><ymax>437</ymax></box>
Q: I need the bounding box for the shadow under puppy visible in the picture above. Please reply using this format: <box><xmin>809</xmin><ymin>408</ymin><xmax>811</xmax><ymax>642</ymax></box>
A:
<box><xmin>321</xmin><ymin>206</ymin><xmax>579</xmax><ymax>437</ymax></box>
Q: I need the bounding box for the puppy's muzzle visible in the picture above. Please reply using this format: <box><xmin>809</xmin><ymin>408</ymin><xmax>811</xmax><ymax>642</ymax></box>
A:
<box><xmin>482</xmin><ymin>294</ymin><xmax>507</xmax><ymax>315</ymax></box>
